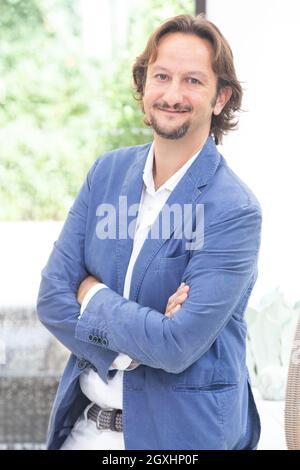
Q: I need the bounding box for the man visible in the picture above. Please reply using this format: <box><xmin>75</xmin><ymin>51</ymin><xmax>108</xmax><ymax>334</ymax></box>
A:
<box><xmin>37</xmin><ymin>14</ymin><xmax>262</xmax><ymax>450</ymax></box>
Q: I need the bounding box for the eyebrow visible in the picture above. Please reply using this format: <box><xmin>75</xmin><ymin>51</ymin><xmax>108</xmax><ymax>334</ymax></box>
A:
<box><xmin>152</xmin><ymin>65</ymin><xmax>209</xmax><ymax>82</ymax></box>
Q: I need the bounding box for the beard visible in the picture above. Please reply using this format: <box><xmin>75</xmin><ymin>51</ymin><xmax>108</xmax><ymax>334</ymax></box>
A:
<box><xmin>149</xmin><ymin>112</ymin><xmax>191</xmax><ymax>140</ymax></box>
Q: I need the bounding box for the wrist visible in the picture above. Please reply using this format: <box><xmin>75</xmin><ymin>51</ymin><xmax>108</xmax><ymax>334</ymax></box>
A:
<box><xmin>77</xmin><ymin>277</ymin><xmax>100</xmax><ymax>305</ymax></box>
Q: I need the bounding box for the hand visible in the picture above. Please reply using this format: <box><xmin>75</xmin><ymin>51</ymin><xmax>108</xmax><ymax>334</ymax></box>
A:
<box><xmin>77</xmin><ymin>275</ymin><xmax>101</xmax><ymax>305</ymax></box>
<box><xmin>165</xmin><ymin>282</ymin><xmax>190</xmax><ymax>318</ymax></box>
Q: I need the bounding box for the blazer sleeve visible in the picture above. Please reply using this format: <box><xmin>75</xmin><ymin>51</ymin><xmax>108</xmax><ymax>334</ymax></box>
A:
<box><xmin>36</xmin><ymin>160</ymin><xmax>118</xmax><ymax>384</ymax></box>
<box><xmin>75</xmin><ymin>204</ymin><xmax>262</xmax><ymax>374</ymax></box>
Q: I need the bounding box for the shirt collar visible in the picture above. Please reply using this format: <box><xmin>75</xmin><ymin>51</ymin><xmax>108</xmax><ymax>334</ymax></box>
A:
<box><xmin>143</xmin><ymin>142</ymin><xmax>203</xmax><ymax>195</ymax></box>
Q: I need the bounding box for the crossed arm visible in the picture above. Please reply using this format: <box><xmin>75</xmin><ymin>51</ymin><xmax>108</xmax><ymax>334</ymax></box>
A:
<box><xmin>37</xmin><ymin>165</ymin><xmax>192</xmax><ymax>383</ymax></box>
<box><xmin>77</xmin><ymin>276</ymin><xmax>189</xmax><ymax>318</ymax></box>
<box><xmin>37</xmin><ymin>163</ymin><xmax>261</xmax><ymax>381</ymax></box>
<box><xmin>77</xmin><ymin>275</ymin><xmax>189</xmax><ymax>370</ymax></box>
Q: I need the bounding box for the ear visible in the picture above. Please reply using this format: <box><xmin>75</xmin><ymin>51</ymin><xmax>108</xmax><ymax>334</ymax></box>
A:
<box><xmin>213</xmin><ymin>86</ymin><xmax>232</xmax><ymax>116</ymax></box>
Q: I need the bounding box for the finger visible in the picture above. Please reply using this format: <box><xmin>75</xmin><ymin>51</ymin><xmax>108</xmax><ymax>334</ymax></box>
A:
<box><xmin>171</xmin><ymin>292</ymin><xmax>188</xmax><ymax>306</ymax></box>
<box><xmin>166</xmin><ymin>288</ymin><xmax>189</xmax><ymax>310</ymax></box>
<box><xmin>167</xmin><ymin>284</ymin><xmax>189</xmax><ymax>306</ymax></box>
<box><xmin>171</xmin><ymin>282</ymin><xmax>186</xmax><ymax>297</ymax></box>
<box><xmin>173</xmin><ymin>303</ymin><xmax>181</xmax><ymax>313</ymax></box>
<box><xmin>178</xmin><ymin>284</ymin><xmax>189</xmax><ymax>295</ymax></box>
<box><xmin>166</xmin><ymin>303</ymin><xmax>181</xmax><ymax>318</ymax></box>
<box><xmin>168</xmin><ymin>292</ymin><xmax>188</xmax><ymax>311</ymax></box>
<box><xmin>166</xmin><ymin>292</ymin><xmax>188</xmax><ymax>314</ymax></box>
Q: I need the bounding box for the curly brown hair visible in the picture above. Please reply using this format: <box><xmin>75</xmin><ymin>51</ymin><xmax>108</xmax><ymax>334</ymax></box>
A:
<box><xmin>132</xmin><ymin>14</ymin><xmax>243</xmax><ymax>145</ymax></box>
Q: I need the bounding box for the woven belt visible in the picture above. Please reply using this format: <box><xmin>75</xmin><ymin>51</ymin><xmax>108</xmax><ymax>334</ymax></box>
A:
<box><xmin>87</xmin><ymin>404</ymin><xmax>123</xmax><ymax>432</ymax></box>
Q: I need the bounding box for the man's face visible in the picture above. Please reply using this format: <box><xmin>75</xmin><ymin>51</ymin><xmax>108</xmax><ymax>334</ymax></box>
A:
<box><xmin>143</xmin><ymin>32</ymin><xmax>229</xmax><ymax>141</ymax></box>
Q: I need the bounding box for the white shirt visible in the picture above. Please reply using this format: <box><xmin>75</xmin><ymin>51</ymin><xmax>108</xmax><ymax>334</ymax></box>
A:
<box><xmin>61</xmin><ymin>142</ymin><xmax>202</xmax><ymax>449</ymax></box>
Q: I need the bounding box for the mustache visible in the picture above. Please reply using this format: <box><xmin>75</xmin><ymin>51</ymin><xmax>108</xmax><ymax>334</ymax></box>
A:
<box><xmin>153</xmin><ymin>102</ymin><xmax>192</xmax><ymax>113</ymax></box>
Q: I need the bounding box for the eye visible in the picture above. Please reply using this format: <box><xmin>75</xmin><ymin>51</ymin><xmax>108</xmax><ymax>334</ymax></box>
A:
<box><xmin>187</xmin><ymin>77</ymin><xmax>201</xmax><ymax>85</ymax></box>
<box><xmin>155</xmin><ymin>73</ymin><xmax>168</xmax><ymax>81</ymax></box>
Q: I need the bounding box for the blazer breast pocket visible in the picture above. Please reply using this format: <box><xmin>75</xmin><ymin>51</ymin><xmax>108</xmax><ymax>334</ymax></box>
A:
<box><xmin>155</xmin><ymin>253</ymin><xmax>191</xmax><ymax>302</ymax></box>
<box><xmin>158</xmin><ymin>252</ymin><xmax>190</xmax><ymax>273</ymax></box>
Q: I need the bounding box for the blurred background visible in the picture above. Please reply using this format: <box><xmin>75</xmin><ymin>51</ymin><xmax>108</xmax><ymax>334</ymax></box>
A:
<box><xmin>0</xmin><ymin>0</ymin><xmax>299</xmax><ymax>450</ymax></box>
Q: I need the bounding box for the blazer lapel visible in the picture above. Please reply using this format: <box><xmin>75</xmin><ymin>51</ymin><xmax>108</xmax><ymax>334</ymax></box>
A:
<box><xmin>129</xmin><ymin>136</ymin><xmax>221</xmax><ymax>301</ymax></box>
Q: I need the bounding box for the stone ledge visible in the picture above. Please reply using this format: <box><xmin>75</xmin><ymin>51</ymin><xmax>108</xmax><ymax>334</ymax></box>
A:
<box><xmin>0</xmin><ymin>376</ymin><xmax>59</xmax><ymax>444</ymax></box>
<box><xmin>0</xmin><ymin>304</ymin><xmax>69</xmax><ymax>445</ymax></box>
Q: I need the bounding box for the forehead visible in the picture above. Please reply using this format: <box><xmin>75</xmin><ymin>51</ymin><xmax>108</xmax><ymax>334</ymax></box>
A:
<box><xmin>150</xmin><ymin>32</ymin><xmax>214</xmax><ymax>73</ymax></box>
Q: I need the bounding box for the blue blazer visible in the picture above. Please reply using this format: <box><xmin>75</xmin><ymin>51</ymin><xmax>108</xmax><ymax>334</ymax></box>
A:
<box><xmin>37</xmin><ymin>136</ymin><xmax>262</xmax><ymax>450</ymax></box>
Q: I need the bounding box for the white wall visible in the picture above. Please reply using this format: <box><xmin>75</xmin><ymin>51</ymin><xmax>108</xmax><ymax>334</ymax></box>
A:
<box><xmin>207</xmin><ymin>0</ymin><xmax>300</xmax><ymax>307</ymax></box>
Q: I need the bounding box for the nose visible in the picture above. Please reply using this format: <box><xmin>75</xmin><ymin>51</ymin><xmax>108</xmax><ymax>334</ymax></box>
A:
<box><xmin>161</xmin><ymin>78</ymin><xmax>184</xmax><ymax>107</ymax></box>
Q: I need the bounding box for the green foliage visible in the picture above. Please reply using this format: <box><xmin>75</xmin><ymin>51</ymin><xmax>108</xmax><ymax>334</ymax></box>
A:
<box><xmin>0</xmin><ymin>0</ymin><xmax>194</xmax><ymax>220</ymax></box>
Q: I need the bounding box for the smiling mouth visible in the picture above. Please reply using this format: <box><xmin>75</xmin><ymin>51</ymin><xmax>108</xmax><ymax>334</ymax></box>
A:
<box><xmin>156</xmin><ymin>108</ymin><xmax>189</xmax><ymax>114</ymax></box>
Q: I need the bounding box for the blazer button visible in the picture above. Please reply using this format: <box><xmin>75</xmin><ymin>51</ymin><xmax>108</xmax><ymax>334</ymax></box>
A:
<box><xmin>97</xmin><ymin>337</ymin><xmax>103</xmax><ymax>345</ymax></box>
<box><xmin>88</xmin><ymin>334</ymin><xmax>93</xmax><ymax>342</ymax></box>
<box><xmin>77</xmin><ymin>359</ymin><xmax>87</xmax><ymax>370</ymax></box>
<box><xmin>102</xmin><ymin>338</ymin><xmax>108</xmax><ymax>347</ymax></box>
<box><xmin>92</xmin><ymin>336</ymin><xmax>98</xmax><ymax>343</ymax></box>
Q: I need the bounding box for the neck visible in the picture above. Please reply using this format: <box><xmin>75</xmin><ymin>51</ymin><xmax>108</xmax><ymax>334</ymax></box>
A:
<box><xmin>152</xmin><ymin>133</ymin><xmax>208</xmax><ymax>189</ymax></box>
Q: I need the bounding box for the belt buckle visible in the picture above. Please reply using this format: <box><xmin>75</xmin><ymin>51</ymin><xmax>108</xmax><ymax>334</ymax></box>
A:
<box><xmin>96</xmin><ymin>407</ymin><xmax>114</xmax><ymax>430</ymax></box>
